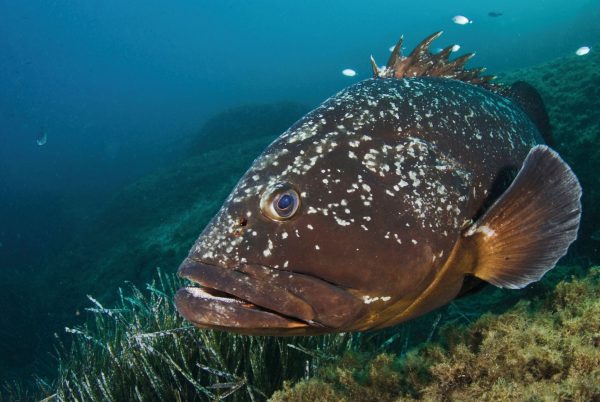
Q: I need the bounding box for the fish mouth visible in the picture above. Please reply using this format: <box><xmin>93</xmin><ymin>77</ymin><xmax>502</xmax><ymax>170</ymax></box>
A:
<box><xmin>175</xmin><ymin>258</ymin><xmax>366</xmax><ymax>335</ymax></box>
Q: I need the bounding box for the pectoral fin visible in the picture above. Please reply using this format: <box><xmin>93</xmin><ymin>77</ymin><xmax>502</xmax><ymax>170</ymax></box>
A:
<box><xmin>465</xmin><ymin>145</ymin><xmax>581</xmax><ymax>289</ymax></box>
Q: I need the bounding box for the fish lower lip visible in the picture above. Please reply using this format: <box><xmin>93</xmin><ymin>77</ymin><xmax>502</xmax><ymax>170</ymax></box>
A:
<box><xmin>175</xmin><ymin>258</ymin><xmax>366</xmax><ymax>332</ymax></box>
<box><xmin>175</xmin><ymin>286</ymin><xmax>309</xmax><ymax>330</ymax></box>
<box><xmin>176</xmin><ymin>259</ymin><xmax>316</xmax><ymax>330</ymax></box>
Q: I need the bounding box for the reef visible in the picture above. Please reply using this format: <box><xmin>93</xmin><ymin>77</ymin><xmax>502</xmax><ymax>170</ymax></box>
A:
<box><xmin>500</xmin><ymin>48</ymin><xmax>600</xmax><ymax>261</ymax></box>
<box><xmin>0</xmin><ymin>102</ymin><xmax>307</xmax><ymax>387</ymax></box>
<box><xmin>35</xmin><ymin>102</ymin><xmax>308</xmax><ymax>328</ymax></box>
<box><xmin>187</xmin><ymin>102</ymin><xmax>309</xmax><ymax>155</ymax></box>
<box><xmin>270</xmin><ymin>267</ymin><xmax>600</xmax><ymax>401</ymax></box>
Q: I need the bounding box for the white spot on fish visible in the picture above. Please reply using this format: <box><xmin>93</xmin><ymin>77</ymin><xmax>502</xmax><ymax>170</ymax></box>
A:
<box><xmin>477</xmin><ymin>225</ymin><xmax>496</xmax><ymax>237</ymax></box>
<box><xmin>408</xmin><ymin>171</ymin><xmax>421</xmax><ymax>187</ymax></box>
<box><xmin>335</xmin><ymin>216</ymin><xmax>352</xmax><ymax>226</ymax></box>
<box><xmin>307</xmin><ymin>224</ymin><xmax>314</xmax><ymax>230</ymax></box>
<box><xmin>362</xmin><ymin>295</ymin><xmax>392</xmax><ymax>304</ymax></box>
<box><xmin>315</xmin><ymin>244</ymin><xmax>320</xmax><ymax>250</ymax></box>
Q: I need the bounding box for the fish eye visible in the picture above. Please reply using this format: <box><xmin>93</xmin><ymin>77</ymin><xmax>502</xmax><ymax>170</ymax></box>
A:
<box><xmin>260</xmin><ymin>183</ymin><xmax>301</xmax><ymax>221</ymax></box>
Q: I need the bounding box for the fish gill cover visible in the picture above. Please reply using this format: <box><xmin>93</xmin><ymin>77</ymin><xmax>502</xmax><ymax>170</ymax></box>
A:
<box><xmin>1</xmin><ymin>1</ymin><xmax>599</xmax><ymax>401</ymax></box>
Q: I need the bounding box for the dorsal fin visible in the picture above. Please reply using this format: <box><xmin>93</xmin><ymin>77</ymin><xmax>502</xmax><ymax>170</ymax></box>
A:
<box><xmin>504</xmin><ymin>81</ymin><xmax>554</xmax><ymax>146</ymax></box>
<box><xmin>371</xmin><ymin>31</ymin><xmax>499</xmax><ymax>90</ymax></box>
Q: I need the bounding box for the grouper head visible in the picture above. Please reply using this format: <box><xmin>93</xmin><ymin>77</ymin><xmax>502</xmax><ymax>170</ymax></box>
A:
<box><xmin>175</xmin><ymin>81</ymin><xmax>454</xmax><ymax>335</ymax></box>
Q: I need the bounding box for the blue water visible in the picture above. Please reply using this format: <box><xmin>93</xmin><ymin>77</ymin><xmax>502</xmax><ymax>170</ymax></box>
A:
<box><xmin>1</xmin><ymin>0</ymin><xmax>598</xmax><ymax>388</ymax></box>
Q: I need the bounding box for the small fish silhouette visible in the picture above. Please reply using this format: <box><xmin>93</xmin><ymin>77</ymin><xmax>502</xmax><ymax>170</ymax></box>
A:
<box><xmin>36</xmin><ymin>130</ymin><xmax>47</xmax><ymax>146</ymax></box>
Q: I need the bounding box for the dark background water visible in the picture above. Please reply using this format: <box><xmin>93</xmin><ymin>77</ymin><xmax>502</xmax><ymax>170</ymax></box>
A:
<box><xmin>1</xmin><ymin>0</ymin><xmax>599</xmax><ymax>385</ymax></box>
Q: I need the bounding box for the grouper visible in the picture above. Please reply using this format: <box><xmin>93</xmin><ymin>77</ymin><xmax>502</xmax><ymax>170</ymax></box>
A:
<box><xmin>175</xmin><ymin>32</ymin><xmax>582</xmax><ymax>335</ymax></box>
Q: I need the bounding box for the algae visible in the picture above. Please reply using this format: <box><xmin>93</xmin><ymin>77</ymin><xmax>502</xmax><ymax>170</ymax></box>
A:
<box><xmin>270</xmin><ymin>268</ymin><xmax>600</xmax><ymax>402</ymax></box>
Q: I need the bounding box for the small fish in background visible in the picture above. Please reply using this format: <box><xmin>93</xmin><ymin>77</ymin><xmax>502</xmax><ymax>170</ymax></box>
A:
<box><xmin>342</xmin><ymin>68</ymin><xmax>357</xmax><ymax>77</ymax></box>
<box><xmin>575</xmin><ymin>46</ymin><xmax>591</xmax><ymax>56</ymax></box>
<box><xmin>488</xmin><ymin>11</ymin><xmax>503</xmax><ymax>18</ymax></box>
<box><xmin>36</xmin><ymin>130</ymin><xmax>47</xmax><ymax>146</ymax></box>
<box><xmin>452</xmin><ymin>15</ymin><xmax>472</xmax><ymax>25</ymax></box>
<box><xmin>452</xmin><ymin>44</ymin><xmax>461</xmax><ymax>52</ymax></box>
<box><xmin>175</xmin><ymin>31</ymin><xmax>582</xmax><ymax>335</ymax></box>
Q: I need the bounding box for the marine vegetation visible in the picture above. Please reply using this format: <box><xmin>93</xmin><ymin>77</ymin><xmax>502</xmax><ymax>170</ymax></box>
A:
<box><xmin>10</xmin><ymin>270</ymin><xmax>357</xmax><ymax>402</ymax></box>
<box><xmin>2</xmin><ymin>263</ymin><xmax>596</xmax><ymax>401</ymax></box>
<box><xmin>270</xmin><ymin>267</ymin><xmax>600</xmax><ymax>402</ymax></box>
<box><xmin>32</xmin><ymin>102</ymin><xmax>308</xmax><ymax>350</ymax></box>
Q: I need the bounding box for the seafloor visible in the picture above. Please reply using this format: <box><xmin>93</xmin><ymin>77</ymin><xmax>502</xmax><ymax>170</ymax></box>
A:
<box><xmin>2</xmin><ymin>45</ymin><xmax>599</xmax><ymax>400</ymax></box>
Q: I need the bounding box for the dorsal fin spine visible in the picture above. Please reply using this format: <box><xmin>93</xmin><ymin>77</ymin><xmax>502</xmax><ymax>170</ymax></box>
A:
<box><xmin>375</xmin><ymin>32</ymin><xmax>500</xmax><ymax>91</ymax></box>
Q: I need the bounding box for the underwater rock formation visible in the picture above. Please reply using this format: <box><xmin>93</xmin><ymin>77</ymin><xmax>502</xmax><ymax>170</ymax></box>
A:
<box><xmin>187</xmin><ymin>102</ymin><xmax>309</xmax><ymax>155</ymax></box>
<box><xmin>270</xmin><ymin>267</ymin><xmax>600</xmax><ymax>401</ymax></box>
<box><xmin>5</xmin><ymin>102</ymin><xmax>309</xmax><ymax>386</ymax></box>
<box><xmin>42</xmin><ymin>102</ymin><xmax>308</xmax><ymax>309</ymax></box>
<box><xmin>500</xmin><ymin>48</ymin><xmax>600</xmax><ymax>262</ymax></box>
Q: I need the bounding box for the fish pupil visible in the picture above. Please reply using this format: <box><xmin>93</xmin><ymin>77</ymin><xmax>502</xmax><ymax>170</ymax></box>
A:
<box><xmin>277</xmin><ymin>194</ymin><xmax>293</xmax><ymax>210</ymax></box>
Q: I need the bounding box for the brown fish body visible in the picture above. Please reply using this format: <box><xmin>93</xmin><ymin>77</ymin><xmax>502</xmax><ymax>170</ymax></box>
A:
<box><xmin>175</xmin><ymin>33</ymin><xmax>581</xmax><ymax>335</ymax></box>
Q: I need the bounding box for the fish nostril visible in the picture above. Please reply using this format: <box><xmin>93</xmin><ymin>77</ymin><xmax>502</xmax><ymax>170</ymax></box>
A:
<box><xmin>232</xmin><ymin>217</ymin><xmax>248</xmax><ymax>237</ymax></box>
